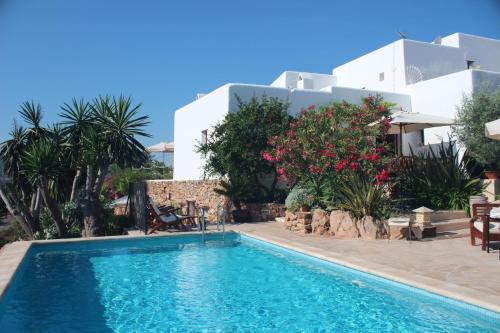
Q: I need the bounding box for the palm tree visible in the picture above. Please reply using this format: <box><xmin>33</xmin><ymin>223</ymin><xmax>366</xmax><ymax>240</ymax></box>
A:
<box><xmin>79</xmin><ymin>95</ymin><xmax>150</xmax><ymax>237</ymax></box>
<box><xmin>60</xmin><ymin>98</ymin><xmax>92</xmax><ymax>201</ymax></box>
<box><xmin>0</xmin><ymin>124</ymin><xmax>40</xmax><ymax>237</ymax></box>
<box><xmin>22</xmin><ymin>138</ymin><xmax>68</xmax><ymax>237</ymax></box>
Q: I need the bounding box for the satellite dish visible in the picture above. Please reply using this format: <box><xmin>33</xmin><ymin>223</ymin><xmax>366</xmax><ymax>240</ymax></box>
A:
<box><xmin>397</xmin><ymin>31</ymin><xmax>408</xmax><ymax>39</ymax></box>
<box><xmin>433</xmin><ymin>35</ymin><xmax>442</xmax><ymax>44</ymax></box>
<box><xmin>405</xmin><ymin>65</ymin><xmax>424</xmax><ymax>84</ymax></box>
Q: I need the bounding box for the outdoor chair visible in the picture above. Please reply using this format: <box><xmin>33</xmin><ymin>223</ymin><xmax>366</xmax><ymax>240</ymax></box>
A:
<box><xmin>147</xmin><ymin>198</ymin><xmax>196</xmax><ymax>234</ymax></box>
<box><xmin>469</xmin><ymin>203</ymin><xmax>500</xmax><ymax>251</ymax></box>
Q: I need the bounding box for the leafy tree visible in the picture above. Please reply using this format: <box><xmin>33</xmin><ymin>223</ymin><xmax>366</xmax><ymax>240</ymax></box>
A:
<box><xmin>453</xmin><ymin>86</ymin><xmax>500</xmax><ymax>169</ymax></box>
<box><xmin>197</xmin><ymin>95</ymin><xmax>291</xmax><ymax>204</ymax></box>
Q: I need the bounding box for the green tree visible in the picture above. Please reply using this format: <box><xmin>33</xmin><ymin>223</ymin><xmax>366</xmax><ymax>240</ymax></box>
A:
<box><xmin>453</xmin><ymin>86</ymin><xmax>500</xmax><ymax>169</ymax></box>
<box><xmin>0</xmin><ymin>96</ymin><xmax>150</xmax><ymax>239</ymax></box>
<box><xmin>197</xmin><ymin>95</ymin><xmax>291</xmax><ymax>204</ymax></box>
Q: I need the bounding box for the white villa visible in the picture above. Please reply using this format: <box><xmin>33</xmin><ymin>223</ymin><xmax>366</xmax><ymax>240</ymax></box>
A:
<box><xmin>173</xmin><ymin>33</ymin><xmax>500</xmax><ymax>181</ymax></box>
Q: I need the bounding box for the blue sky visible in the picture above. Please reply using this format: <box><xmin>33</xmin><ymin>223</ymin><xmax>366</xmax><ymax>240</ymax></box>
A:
<box><xmin>1</xmin><ymin>0</ymin><xmax>499</xmax><ymax>159</ymax></box>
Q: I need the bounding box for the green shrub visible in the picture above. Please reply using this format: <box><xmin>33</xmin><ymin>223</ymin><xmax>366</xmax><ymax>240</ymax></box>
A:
<box><xmin>285</xmin><ymin>186</ymin><xmax>312</xmax><ymax>212</ymax></box>
<box><xmin>453</xmin><ymin>86</ymin><xmax>500</xmax><ymax>169</ymax></box>
<box><xmin>197</xmin><ymin>94</ymin><xmax>292</xmax><ymax>204</ymax></box>
<box><xmin>336</xmin><ymin>172</ymin><xmax>391</xmax><ymax>220</ymax></box>
<box><xmin>396</xmin><ymin>140</ymin><xmax>484</xmax><ymax>214</ymax></box>
<box><xmin>35</xmin><ymin>208</ymin><xmax>58</xmax><ymax>240</ymax></box>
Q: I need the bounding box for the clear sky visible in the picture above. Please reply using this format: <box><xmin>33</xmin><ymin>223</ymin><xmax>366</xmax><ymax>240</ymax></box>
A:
<box><xmin>1</xmin><ymin>0</ymin><xmax>499</xmax><ymax>158</ymax></box>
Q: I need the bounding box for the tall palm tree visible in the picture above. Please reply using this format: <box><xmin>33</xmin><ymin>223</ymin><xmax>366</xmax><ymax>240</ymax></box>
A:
<box><xmin>79</xmin><ymin>95</ymin><xmax>150</xmax><ymax>237</ymax></box>
<box><xmin>60</xmin><ymin>98</ymin><xmax>92</xmax><ymax>201</ymax></box>
<box><xmin>0</xmin><ymin>124</ymin><xmax>40</xmax><ymax>237</ymax></box>
<box><xmin>22</xmin><ymin>138</ymin><xmax>68</xmax><ymax>237</ymax></box>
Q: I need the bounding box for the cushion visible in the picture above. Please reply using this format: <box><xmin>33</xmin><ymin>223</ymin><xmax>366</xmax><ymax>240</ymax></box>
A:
<box><xmin>160</xmin><ymin>214</ymin><xmax>180</xmax><ymax>223</ymax></box>
<box><xmin>473</xmin><ymin>221</ymin><xmax>500</xmax><ymax>234</ymax></box>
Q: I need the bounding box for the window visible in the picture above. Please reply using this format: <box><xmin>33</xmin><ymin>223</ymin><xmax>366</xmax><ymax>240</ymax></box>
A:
<box><xmin>201</xmin><ymin>130</ymin><xmax>208</xmax><ymax>145</ymax></box>
<box><xmin>379</xmin><ymin>72</ymin><xmax>385</xmax><ymax>81</ymax></box>
<box><xmin>467</xmin><ymin>60</ymin><xmax>475</xmax><ymax>69</ymax></box>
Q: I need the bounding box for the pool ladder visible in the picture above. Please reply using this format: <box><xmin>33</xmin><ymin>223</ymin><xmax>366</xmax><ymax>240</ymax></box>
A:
<box><xmin>196</xmin><ymin>205</ymin><xmax>226</xmax><ymax>235</ymax></box>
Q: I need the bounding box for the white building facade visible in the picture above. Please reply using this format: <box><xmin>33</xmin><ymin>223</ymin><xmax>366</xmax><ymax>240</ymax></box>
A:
<box><xmin>173</xmin><ymin>33</ymin><xmax>500</xmax><ymax>181</ymax></box>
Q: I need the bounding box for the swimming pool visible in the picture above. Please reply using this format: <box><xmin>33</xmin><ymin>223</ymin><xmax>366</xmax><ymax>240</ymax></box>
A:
<box><xmin>0</xmin><ymin>232</ymin><xmax>498</xmax><ymax>332</ymax></box>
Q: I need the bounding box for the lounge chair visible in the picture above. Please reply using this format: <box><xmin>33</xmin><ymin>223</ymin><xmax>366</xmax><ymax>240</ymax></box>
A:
<box><xmin>147</xmin><ymin>199</ymin><xmax>196</xmax><ymax>234</ymax></box>
<box><xmin>470</xmin><ymin>203</ymin><xmax>500</xmax><ymax>251</ymax></box>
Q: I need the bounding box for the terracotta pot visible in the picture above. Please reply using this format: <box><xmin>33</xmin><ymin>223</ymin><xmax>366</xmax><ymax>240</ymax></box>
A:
<box><xmin>300</xmin><ymin>204</ymin><xmax>309</xmax><ymax>212</ymax></box>
<box><xmin>484</xmin><ymin>171</ymin><xmax>500</xmax><ymax>180</ymax></box>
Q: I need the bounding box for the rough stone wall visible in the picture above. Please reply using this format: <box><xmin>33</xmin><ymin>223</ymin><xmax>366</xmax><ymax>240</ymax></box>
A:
<box><xmin>146</xmin><ymin>179</ymin><xmax>227</xmax><ymax>222</ymax></box>
<box><xmin>284</xmin><ymin>211</ymin><xmax>312</xmax><ymax>233</ymax></box>
<box><xmin>146</xmin><ymin>180</ymin><xmax>285</xmax><ymax>222</ymax></box>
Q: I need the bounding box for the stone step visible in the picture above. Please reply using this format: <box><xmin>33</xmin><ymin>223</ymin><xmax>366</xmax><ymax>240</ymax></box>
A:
<box><xmin>432</xmin><ymin>218</ymin><xmax>469</xmax><ymax>232</ymax></box>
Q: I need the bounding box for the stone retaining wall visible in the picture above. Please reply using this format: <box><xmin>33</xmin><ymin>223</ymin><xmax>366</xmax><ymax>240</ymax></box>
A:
<box><xmin>146</xmin><ymin>179</ymin><xmax>227</xmax><ymax>221</ymax></box>
<box><xmin>146</xmin><ymin>179</ymin><xmax>286</xmax><ymax>222</ymax></box>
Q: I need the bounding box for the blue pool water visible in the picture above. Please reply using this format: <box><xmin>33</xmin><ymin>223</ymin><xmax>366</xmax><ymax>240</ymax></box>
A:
<box><xmin>0</xmin><ymin>233</ymin><xmax>499</xmax><ymax>332</ymax></box>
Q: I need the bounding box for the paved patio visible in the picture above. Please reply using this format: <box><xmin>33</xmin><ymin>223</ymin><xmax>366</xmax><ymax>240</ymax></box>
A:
<box><xmin>229</xmin><ymin>221</ymin><xmax>500</xmax><ymax>312</ymax></box>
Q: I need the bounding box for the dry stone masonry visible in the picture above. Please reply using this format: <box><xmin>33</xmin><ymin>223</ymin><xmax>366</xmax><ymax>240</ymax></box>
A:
<box><xmin>286</xmin><ymin>208</ymin><xmax>389</xmax><ymax>239</ymax></box>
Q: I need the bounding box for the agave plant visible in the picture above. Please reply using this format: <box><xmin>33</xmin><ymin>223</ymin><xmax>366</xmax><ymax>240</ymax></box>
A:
<box><xmin>397</xmin><ymin>140</ymin><xmax>484</xmax><ymax>214</ymax></box>
<box><xmin>336</xmin><ymin>172</ymin><xmax>391</xmax><ymax>220</ymax></box>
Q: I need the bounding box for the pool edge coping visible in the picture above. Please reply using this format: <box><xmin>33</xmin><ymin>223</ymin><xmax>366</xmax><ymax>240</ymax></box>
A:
<box><xmin>236</xmin><ymin>231</ymin><xmax>500</xmax><ymax>314</ymax></box>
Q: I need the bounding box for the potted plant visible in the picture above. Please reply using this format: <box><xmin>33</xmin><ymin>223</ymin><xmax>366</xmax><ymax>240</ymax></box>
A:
<box><xmin>453</xmin><ymin>86</ymin><xmax>500</xmax><ymax>179</ymax></box>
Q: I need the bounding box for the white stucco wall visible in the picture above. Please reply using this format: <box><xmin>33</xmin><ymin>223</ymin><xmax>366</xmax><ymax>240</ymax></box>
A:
<box><xmin>402</xmin><ymin>40</ymin><xmax>466</xmax><ymax>85</ymax></box>
<box><xmin>442</xmin><ymin>33</ymin><xmax>500</xmax><ymax>72</ymax></box>
<box><xmin>270</xmin><ymin>71</ymin><xmax>337</xmax><ymax>90</ymax></box>
<box><xmin>173</xmin><ymin>84</ymin><xmax>232</xmax><ymax>181</ymax></box>
<box><xmin>332</xmin><ymin>40</ymin><xmax>406</xmax><ymax>92</ymax></box>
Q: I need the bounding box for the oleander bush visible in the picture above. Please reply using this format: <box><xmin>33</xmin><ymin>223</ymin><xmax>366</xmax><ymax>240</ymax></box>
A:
<box><xmin>264</xmin><ymin>96</ymin><xmax>395</xmax><ymax>209</ymax></box>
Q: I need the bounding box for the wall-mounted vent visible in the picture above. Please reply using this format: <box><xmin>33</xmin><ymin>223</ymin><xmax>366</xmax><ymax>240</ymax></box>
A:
<box><xmin>405</xmin><ymin>65</ymin><xmax>424</xmax><ymax>85</ymax></box>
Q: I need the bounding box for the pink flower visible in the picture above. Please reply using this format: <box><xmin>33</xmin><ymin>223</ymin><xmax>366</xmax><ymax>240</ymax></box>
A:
<box><xmin>262</xmin><ymin>152</ymin><xmax>274</xmax><ymax>162</ymax></box>
<box><xmin>374</xmin><ymin>169</ymin><xmax>389</xmax><ymax>184</ymax></box>
<box><xmin>310</xmin><ymin>165</ymin><xmax>319</xmax><ymax>174</ymax></box>
<box><xmin>349</xmin><ymin>162</ymin><xmax>359</xmax><ymax>171</ymax></box>
<box><xmin>308</xmin><ymin>104</ymin><xmax>316</xmax><ymax>110</ymax></box>
<box><xmin>336</xmin><ymin>160</ymin><xmax>348</xmax><ymax>172</ymax></box>
<box><xmin>276</xmin><ymin>167</ymin><xmax>285</xmax><ymax>175</ymax></box>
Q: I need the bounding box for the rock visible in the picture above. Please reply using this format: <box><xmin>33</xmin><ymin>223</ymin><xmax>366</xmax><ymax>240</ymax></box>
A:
<box><xmin>358</xmin><ymin>216</ymin><xmax>388</xmax><ymax>240</ymax></box>
<box><xmin>329</xmin><ymin>210</ymin><xmax>360</xmax><ymax>238</ymax></box>
<box><xmin>285</xmin><ymin>211</ymin><xmax>297</xmax><ymax>222</ymax></box>
<box><xmin>312</xmin><ymin>209</ymin><xmax>330</xmax><ymax>235</ymax></box>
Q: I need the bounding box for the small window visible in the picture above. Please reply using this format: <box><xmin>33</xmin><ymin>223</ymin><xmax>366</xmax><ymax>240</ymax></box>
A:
<box><xmin>419</xmin><ymin>130</ymin><xmax>425</xmax><ymax>145</ymax></box>
<box><xmin>467</xmin><ymin>60</ymin><xmax>475</xmax><ymax>69</ymax></box>
<box><xmin>201</xmin><ymin>130</ymin><xmax>208</xmax><ymax>145</ymax></box>
<box><xmin>379</xmin><ymin>72</ymin><xmax>385</xmax><ymax>81</ymax></box>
